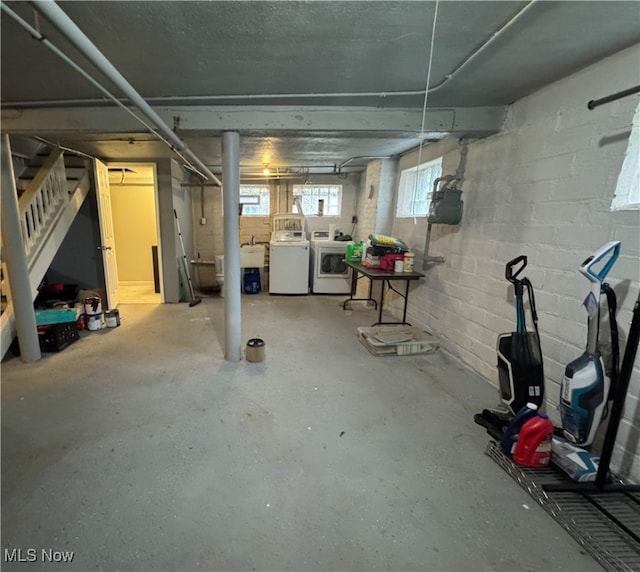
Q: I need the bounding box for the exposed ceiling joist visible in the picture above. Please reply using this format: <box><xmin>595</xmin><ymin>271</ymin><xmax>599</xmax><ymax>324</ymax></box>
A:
<box><xmin>1</xmin><ymin>105</ymin><xmax>506</xmax><ymax>139</ymax></box>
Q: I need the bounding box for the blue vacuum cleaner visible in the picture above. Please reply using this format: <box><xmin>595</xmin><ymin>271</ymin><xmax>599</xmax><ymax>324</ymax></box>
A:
<box><xmin>559</xmin><ymin>241</ymin><xmax>620</xmax><ymax>447</ymax></box>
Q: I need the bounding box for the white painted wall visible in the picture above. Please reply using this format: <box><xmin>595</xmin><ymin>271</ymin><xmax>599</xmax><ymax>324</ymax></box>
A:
<box><xmin>388</xmin><ymin>44</ymin><xmax>640</xmax><ymax>481</ymax></box>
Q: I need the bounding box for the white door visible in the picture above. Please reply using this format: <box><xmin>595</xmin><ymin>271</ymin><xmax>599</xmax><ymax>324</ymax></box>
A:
<box><xmin>94</xmin><ymin>160</ymin><xmax>119</xmax><ymax>309</ymax></box>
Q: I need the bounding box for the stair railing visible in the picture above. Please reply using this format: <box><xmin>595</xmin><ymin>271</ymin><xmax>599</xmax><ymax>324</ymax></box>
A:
<box><xmin>17</xmin><ymin>149</ymin><xmax>68</xmax><ymax>262</ymax></box>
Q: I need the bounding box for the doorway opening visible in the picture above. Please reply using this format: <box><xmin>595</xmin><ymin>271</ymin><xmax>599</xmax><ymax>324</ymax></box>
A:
<box><xmin>107</xmin><ymin>163</ymin><xmax>162</xmax><ymax>304</ymax></box>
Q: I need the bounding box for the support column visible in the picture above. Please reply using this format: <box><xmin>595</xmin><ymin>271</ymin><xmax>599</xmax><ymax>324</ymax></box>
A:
<box><xmin>222</xmin><ymin>131</ymin><xmax>242</xmax><ymax>361</ymax></box>
<box><xmin>155</xmin><ymin>159</ymin><xmax>180</xmax><ymax>303</ymax></box>
<box><xmin>0</xmin><ymin>135</ymin><xmax>41</xmax><ymax>362</ymax></box>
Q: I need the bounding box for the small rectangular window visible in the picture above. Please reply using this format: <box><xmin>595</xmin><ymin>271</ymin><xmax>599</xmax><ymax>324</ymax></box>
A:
<box><xmin>240</xmin><ymin>185</ymin><xmax>270</xmax><ymax>216</ymax></box>
<box><xmin>396</xmin><ymin>157</ymin><xmax>443</xmax><ymax>218</ymax></box>
<box><xmin>293</xmin><ymin>184</ymin><xmax>342</xmax><ymax>216</ymax></box>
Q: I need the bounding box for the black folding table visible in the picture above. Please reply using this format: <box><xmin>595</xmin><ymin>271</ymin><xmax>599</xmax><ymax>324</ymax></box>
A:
<box><xmin>343</xmin><ymin>261</ymin><xmax>425</xmax><ymax>326</ymax></box>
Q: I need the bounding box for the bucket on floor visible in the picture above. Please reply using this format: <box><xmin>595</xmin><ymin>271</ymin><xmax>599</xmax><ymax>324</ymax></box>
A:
<box><xmin>84</xmin><ymin>296</ymin><xmax>102</xmax><ymax>315</ymax></box>
<box><xmin>104</xmin><ymin>309</ymin><xmax>120</xmax><ymax>328</ymax></box>
<box><xmin>246</xmin><ymin>338</ymin><xmax>265</xmax><ymax>362</ymax></box>
<box><xmin>243</xmin><ymin>268</ymin><xmax>261</xmax><ymax>294</ymax></box>
<box><xmin>87</xmin><ymin>313</ymin><xmax>102</xmax><ymax>331</ymax></box>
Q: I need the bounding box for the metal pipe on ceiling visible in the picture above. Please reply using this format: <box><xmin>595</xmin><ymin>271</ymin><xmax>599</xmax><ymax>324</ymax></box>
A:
<box><xmin>181</xmin><ymin>183</ymin><xmax>225</xmax><ymax>187</ymax></box>
<box><xmin>337</xmin><ymin>156</ymin><xmax>394</xmax><ymax>170</ymax></box>
<box><xmin>209</xmin><ymin>166</ymin><xmax>338</xmax><ymax>171</ymax></box>
<box><xmin>427</xmin><ymin>0</ymin><xmax>538</xmax><ymax>93</ymax></box>
<box><xmin>26</xmin><ymin>0</ymin><xmax>222</xmax><ymax>187</ymax></box>
<box><xmin>0</xmin><ymin>3</ymin><xmax>212</xmax><ymax>181</ymax></box>
<box><xmin>4</xmin><ymin>0</ymin><xmax>538</xmax><ymax>111</ymax></box>
<box><xmin>34</xmin><ymin>136</ymin><xmax>97</xmax><ymax>161</ymax></box>
<box><xmin>1</xmin><ymin>5</ymin><xmax>211</xmax><ymax>181</ymax></box>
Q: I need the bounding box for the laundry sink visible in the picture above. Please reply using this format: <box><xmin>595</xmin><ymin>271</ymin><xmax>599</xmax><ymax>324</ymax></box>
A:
<box><xmin>240</xmin><ymin>244</ymin><xmax>266</xmax><ymax>268</ymax></box>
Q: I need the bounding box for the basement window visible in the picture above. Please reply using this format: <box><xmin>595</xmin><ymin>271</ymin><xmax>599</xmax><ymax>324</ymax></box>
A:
<box><xmin>611</xmin><ymin>101</ymin><xmax>639</xmax><ymax>211</ymax></box>
<box><xmin>396</xmin><ymin>157</ymin><xmax>442</xmax><ymax>218</ymax></box>
<box><xmin>240</xmin><ymin>185</ymin><xmax>270</xmax><ymax>216</ymax></box>
<box><xmin>293</xmin><ymin>185</ymin><xmax>342</xmax><ymax>216</ymax></box>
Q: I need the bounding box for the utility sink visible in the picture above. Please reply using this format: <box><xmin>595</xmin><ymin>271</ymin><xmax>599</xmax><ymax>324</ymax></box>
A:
<box><xmin>240</xmin><ymin>244</ymin><xmax>266</xmax><ymax>268</ymax></box>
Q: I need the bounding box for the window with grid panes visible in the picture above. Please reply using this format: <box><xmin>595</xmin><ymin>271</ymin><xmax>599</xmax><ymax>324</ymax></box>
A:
<box><xmin>396</xmin><ymin>157</ymin><xmax>442</xmax><ymax>217</ymax></box>
<box><xmin>239</xmin><ymin>185</ymin><xmax>270</xmax><ymax>216</ymax></box>
<box><xmin>292</xmin><ymin>184</ymin><xmax>342</xmax><ymax>216</ymax></box>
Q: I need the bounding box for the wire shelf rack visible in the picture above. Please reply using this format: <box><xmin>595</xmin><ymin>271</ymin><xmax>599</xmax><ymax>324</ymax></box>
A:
<box><xmin>485</xmin><ymin>440</ymin><xmax>640</xmax><ymax>572</ymax></box>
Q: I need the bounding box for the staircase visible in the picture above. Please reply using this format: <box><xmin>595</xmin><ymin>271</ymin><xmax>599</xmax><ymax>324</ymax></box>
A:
<box><xmin>1</xmin><ymin>143</ymin><xmax>92</xmax><ymax>359</ymax></box>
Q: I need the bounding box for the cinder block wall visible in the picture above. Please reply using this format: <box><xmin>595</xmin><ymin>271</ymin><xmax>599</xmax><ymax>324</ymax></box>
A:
<box><xmin>392</xmin><ymin>44</ymin><xmax>640</xmax><ymax>481</ymax></box>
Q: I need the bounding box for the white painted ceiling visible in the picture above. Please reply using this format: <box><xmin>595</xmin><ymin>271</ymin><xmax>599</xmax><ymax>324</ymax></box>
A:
<box><xmin>2</xmin><ymin>1</ymin><xmax>639</xmax><ymax>177</ymax></box>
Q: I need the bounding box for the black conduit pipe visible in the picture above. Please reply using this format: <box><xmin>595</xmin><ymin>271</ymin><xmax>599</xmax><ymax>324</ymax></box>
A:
<box><xmin>588</xmin><ymin>85</ymin><xmax>640</xmax><ymax>110</ymax></box>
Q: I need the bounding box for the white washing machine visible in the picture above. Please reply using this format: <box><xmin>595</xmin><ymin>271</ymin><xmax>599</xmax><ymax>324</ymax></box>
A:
<box><xmin>269</xmin><ymin>216</ymin><xmax>310</xmax><ymax>294</ymax></box>
<box><xmin>309</xmin><ymin>230</ymin><xmax>353</xmax><ymax>294</ymax></box>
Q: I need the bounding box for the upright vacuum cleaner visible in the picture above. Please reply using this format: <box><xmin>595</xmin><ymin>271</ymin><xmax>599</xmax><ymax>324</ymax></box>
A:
<box><xmin>559</xmin><ymin>241</ymin><xmax>620</xmax><ymax>447</ymax></box>
<box><xmin>474</xmin><ymin>255</ymin><xmax>544</xmax><ymax>440</ymax></box>
<box><xmin>545</xmin><ymin>270</ymin><xmax>639</xmax><ymax>500</ymax></box>
<box><xmin>497</xmin><ymin>256</ymin><xmax>545</xmax><ymax>414</ymax></box>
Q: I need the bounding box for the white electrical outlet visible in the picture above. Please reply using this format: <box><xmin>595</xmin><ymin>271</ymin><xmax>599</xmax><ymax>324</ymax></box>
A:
<box><xmin>200</xmin><ymin>217</ymin><xmax>207</xmax><ymax>225</ymax></box>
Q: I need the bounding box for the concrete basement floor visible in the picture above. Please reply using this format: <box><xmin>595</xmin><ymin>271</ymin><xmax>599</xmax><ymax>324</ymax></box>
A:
<box><xmin>2</xmin><ymin>294</ymin><xmax>602</xmax><ymax>572</ymax></box>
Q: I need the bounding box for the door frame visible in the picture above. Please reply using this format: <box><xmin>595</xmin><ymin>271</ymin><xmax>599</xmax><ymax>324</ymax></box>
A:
<box><xmin>104</xmin><ymin>161</ymin><xmax>164</xmax><ymax>303</ymax></box>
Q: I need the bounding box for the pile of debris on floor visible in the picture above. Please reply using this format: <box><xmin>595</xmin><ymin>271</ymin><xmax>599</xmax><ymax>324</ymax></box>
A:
<box><xmin>357</xmin><ymin>325</ymin><xmax>439</xmax><ymax>356</ymax></box>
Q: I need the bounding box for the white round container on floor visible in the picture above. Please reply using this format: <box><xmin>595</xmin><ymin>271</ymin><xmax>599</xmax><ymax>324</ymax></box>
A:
<box><xmin>105</xmin><ymin>309</ymin><xmax>120</xmax><ymax>327</ymax></box>
<box><xmin>87</xmin><ymin>313</ymin><xmax>102</xmax><ymax>331</ymax></box>
<box><xmin>84</xmin><ymin>296</ymin><xmax>102</xmax><ymax>315</ymax></box>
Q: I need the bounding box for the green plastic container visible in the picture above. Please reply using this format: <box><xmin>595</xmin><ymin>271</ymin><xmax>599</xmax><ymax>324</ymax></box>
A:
<box><xmin>35</xmin><ymin>308</ymin><xmax>78</xmax><ymax>326</ymax></box>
